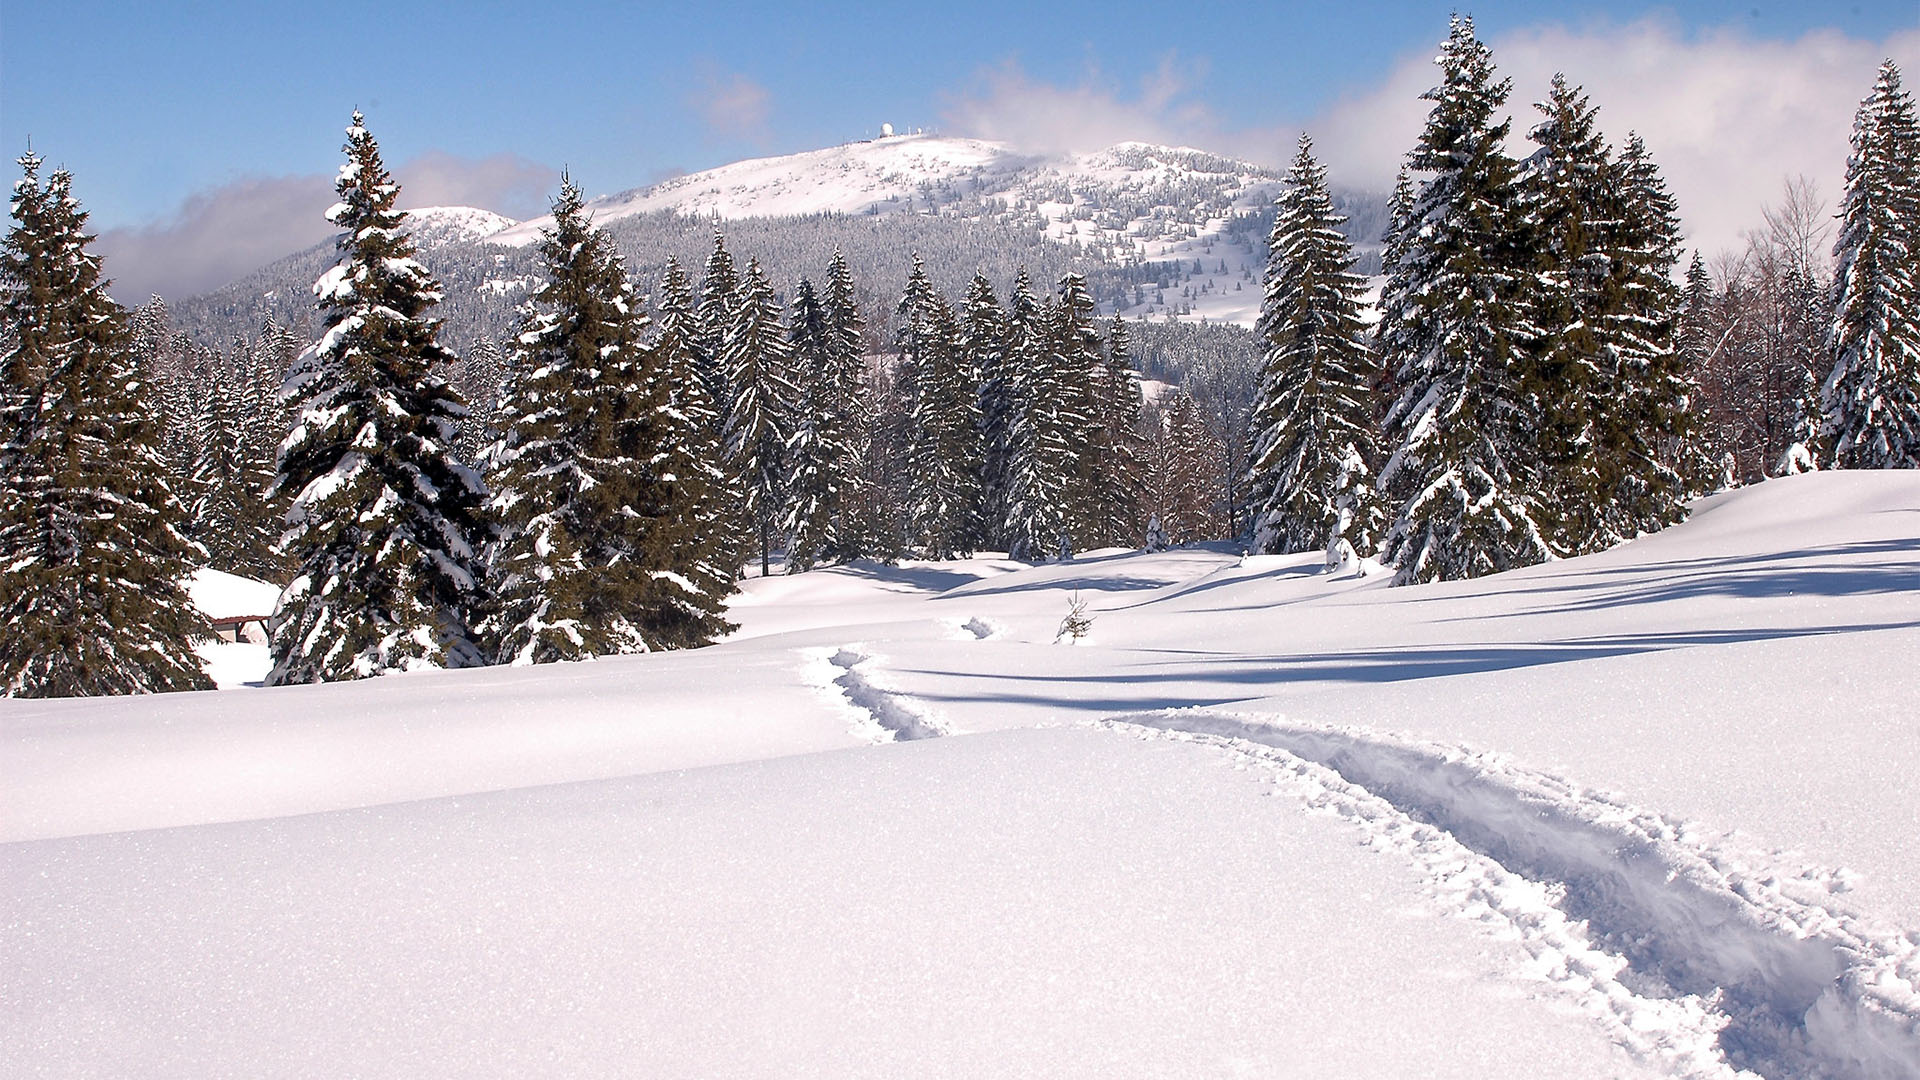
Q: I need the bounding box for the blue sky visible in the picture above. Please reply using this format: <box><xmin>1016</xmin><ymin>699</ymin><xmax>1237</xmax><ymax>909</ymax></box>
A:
<box><xmin>4</xmin><ymin>1</ymin><xmax>1915</xmax><ymax>300</ymax></box>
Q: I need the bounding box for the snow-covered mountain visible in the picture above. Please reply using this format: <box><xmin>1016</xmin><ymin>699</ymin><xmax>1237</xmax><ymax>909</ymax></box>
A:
<box><xmin>171</xmin><ymin>134</ymin><xmax>1386</xmax><ymax>352</ymax></box>
<box><xmin>489</xmin><ymin>133</ymin><xmax>1311</xmax><ymax>326</ymax></box>
<box><xmin>401</xmin><ymin>205</ymin><xmax>518</xmax><ymax>249</ymax></box>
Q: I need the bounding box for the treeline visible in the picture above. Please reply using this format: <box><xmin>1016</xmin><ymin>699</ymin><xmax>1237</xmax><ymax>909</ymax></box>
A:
<box><xmin>1242</xmin><ymin>18</ymin><xmax>1920</xmax><ymax>584</ymax></box>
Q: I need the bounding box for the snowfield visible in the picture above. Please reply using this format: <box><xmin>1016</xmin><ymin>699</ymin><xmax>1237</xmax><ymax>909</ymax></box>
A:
<box><xmin>4</xmin><ymin>472</ymin><xmax>1918</xmax><ymax>1077</ymax></box>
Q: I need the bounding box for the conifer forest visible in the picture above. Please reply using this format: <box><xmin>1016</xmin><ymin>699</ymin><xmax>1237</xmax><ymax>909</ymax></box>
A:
<box><xmin>3</xmin><ymin>17</ymin><xmax>1916</xmax><ymax>697</ymax></box>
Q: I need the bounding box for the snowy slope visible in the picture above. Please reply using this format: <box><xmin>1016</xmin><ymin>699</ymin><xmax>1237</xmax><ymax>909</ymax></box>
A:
<box><xmin>4</xmin><ymin>472</ymin><xmax>1918</xmax><ymax>1077</ymax></box>
<box><xmin>401</xmin><ymin>205</ymin><xmax>517</xmax><ymax>249</ymax></box>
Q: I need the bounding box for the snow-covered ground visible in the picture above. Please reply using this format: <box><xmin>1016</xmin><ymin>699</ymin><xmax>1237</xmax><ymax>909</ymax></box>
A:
<box><xmin>4</xmin><ymin>472</ymin><xmax>1918</xmax><ymax>1077</ymax></box>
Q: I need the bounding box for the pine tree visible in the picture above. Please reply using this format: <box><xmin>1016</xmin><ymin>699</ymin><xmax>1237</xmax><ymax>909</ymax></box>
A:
<box><xmin>904</xmin><ymin>294</ymin><xmax>982</xmax><ymax>558</ymax></box>
<box><xmin>783</xmin><ymin>276</ymin><xmax>844</xmax><ymax>571</ymax></box>
<box><xmin>1087</xmin><ymin>317</ymin><xmax>1147</xmax><ymax>547</ymax></box>
<box><xmin>695</xmin><ymin>227</ymin><xmax>740</xmax><ymax>425</ymax></box>
<box><xmin>1377</xmin><ymin>17</ymin><xmax>1548</xmax><ymax>585</ymax></box>
<box><xmin>1247</xmin><ymin>133</ymin><xmax>1381</xmax><ymax>557</ymax></box>
<box><xmin>821</xmin><ymin>249</ymin><xmax>879</xmax><ymax>561</ymax></box>
<box><xmin>484</xmin><ymin>177</ymin><xmax>666</xmax><ymax>664</ymax></box>
<box><xmin>964</xmin><ymin>274</ymin><xmax>1014</xmax><ymax>549</ymax></box>
<box><xmin>1051</xmin><ymin>273</ymin><xmax>1104</xmax><ymax>552</ymax></box>
<box><xmin>1825</xmin><ymin>60</ymin><xmax>1920</xmax><ymax>469</ymax></box>
<box><xmin>1149</xmin><ymin>388</ymin><xmax>1227</xmax><ymax>545</ymax></box>
<box><xmin>0</xmin><ymin>153</ymin><xmax>212</xmax><ymax>696</ymax></box>
<box><xmin>269</xmin><ymin>113</ymin><xmax>491</xmax><ymax>683</ymax></box>
<box><xmin>722</xmin><ymin>257</ymin><xmax>797</xmax><ymax>575</ymax></box>
<box><xmin>1002</xmin><ymin>271</ymin><xmax>1075</xmax><ymax>560</ymax></box>
<box><xmin>646</xmin><ymin>257</ymin><xmax>739</xmax><ymax>645</ymax></box>
<box><xmin>1601</xmin><ymin>132</ymin><xmax>1695</xmax><ymax>531</ymax></box>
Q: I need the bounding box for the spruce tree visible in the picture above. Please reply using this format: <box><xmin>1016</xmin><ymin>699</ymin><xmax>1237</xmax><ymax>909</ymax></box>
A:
<box><xmin>484</xmin><ymin>177</ymin><xmax>663</xmax><ymax>664</ymax></box>
<box><xmin>964</xmin><ymin>274</ymin><xmax>1014</xmax><ymax>550</ymax></box>
<box><xmin>1824</xmin><ymin>60</ymin><xmax>1920</xmax><ymax>469</ymax></box>
<box><xmin>821</xmin><ymin>250</ymin><xmax>879</xmax><ymax>560</ymax></box>
<box><xmin>695</xmin><ymin>227</ymin><xmax>741</xmax><ymax>425</ymax></box>
<box><xmin>0</xmin><ymin>153</ymin><xmax>212</xmax><ymax>696</ymax></box>
<box><xmin>1600</xmin><ymin>132</ymin><xmax>1693</xmax><ymax>532</ymax></box>
<box><xmin>904</xmin><ymin>294</ymin><xmax>982</xmax><ymax>558</ymax></box>
<box><xmin>1248</xmin><ymin>133</ymin><xmax>1381</xmax><ymax>557</ymax></box>
<box><xmin>722</xmin><ymin>257</ymin><xmax>797</xmax><ymax>575</ymax></box>
<box><xmin>1088</xmin><ymin>317</ymin><xmax>1148</xmax><ymax>548</ymax></box>
<box><xmin>1051</xmin><ymin>273</ymin><xmax>1104</xmax><ymax>552</ymax></box>
<box><xmin>784</xmin><ymin>276</ymin><xmax>844</xmax><ymax>571</ymax></box>
<box><xmin>647</xmin><ymin>257</ymin><xmax>740</xmax><ymax>644</ymax></box>
<box><xmin>1002</xmin><ymin>272</ymin><xmax>1075</xmax><ymax>560</ymax></box>
<box><xmin>269</xmin><ymin>113</ymin><xmax>491</xmax><ymax>682</ymax></box>
<box><xmin>1377</xmin><ymin>17</ymin><xmax>1548</xmax><ymax>585</ymax></box>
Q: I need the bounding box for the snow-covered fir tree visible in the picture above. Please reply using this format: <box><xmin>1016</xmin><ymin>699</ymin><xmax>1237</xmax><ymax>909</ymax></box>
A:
<box><xmin>269</xmin><ymin>113</ymin><xmax>491</xmax><ymax>683</ymax></box>
<box><xmin>1085</xmin><ymin>317</ymin><xmax>1147</xmax><ymax>548</ymax></box>
<box><xmin>1599</xmin><ymin>131</ymin><xmax>1695</xmax><ymax>531</ymax></box>
<box><xmin>722</xmin><ymin>256</ymin><xmax>798</xmax><ymax>576</ymax></box>
<box><xmin>646</xmin><ymin>256</ymin><xmax>740</xmax><ymax>644</ymax></box>
<box><xmin>1376</xmin><ymin>17</ymin><xmax>1549</xmax><ymax>585</ymax></box>
<box><xmin>483</xmin><ymin>177</ymin><xmax>666</xmax><ymax>664</ymax></box>
<box><xmin>0</xmin><ymin>153</ymin><xmax>212</xmax><ymax>697</ymax></box>
<box><xmin>963</xmin><ymin>274</ymin><xmax>1014</xmax><ymax>550</ymax></box>
<box><xmin>904</xmin><ymin>292</ymin><xmax>982</xmax><ymax>558</ymax></box>
<box><xmin>1247</xmin><ymin>133</ymin><xmax>1381</xmax><ymax>557</ymax></box>
<box><xmin>1001</xmin><ymin>271</ymin><xmax>1075</xmax><ymax>560</ymax></box>
<box><xmin>695</xmin><ymin>227</ymin><xmax>741</xmax><ymax>427</ymax></box>
<box><xmin>820</xmin><ymin>249</ymin><xmax>880</xmax><ymax>561</ymax></box>
<box><xmin>1824</xmin><ymin>59</ymin><xmax>1920</xmax><ymax>469</ymax></box>
<box><xmin>783</xmin><ymin>276</ymin><xmax>847</xmax><ymax>571</ymax></box>
<box><xmin>1050</xmin><ymin>273</ymin><xmax>1104</xmax><ymax>553</ymax></box>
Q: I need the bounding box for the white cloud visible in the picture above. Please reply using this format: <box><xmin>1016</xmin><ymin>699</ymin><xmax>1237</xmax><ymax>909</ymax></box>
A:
<box><xmin>940</xmin><ymin>56</ymin><xmax>1221</xmax><ymax>156</ymax></box>
<box><xmin>690</xmin><ymin>71</ymin><xmax>773</xmax><ymax>142</ymax></box>
<box><xmin>95</xmin><ymin>152</ymin><xmax>559</xmax><ymax>304</ymax></box>
<box><xmin>942</xmin><ymin>21</ymin><xmax>1920</xmax><ymax>261</ymax></box>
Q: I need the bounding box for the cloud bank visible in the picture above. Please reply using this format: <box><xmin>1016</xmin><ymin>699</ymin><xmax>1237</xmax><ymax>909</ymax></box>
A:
<box><xmin>944</xmin><ymin>21</ymin><xmax>1920</xmax><ymax>260</ymax></box>
<box><xmin>95</xmin><ymin>152</ymin><xmax>559</xmax><ymax>305</ymax></box>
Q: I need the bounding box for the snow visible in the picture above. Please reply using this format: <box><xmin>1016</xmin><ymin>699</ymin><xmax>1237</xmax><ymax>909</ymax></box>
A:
<box><xmin>400</xmin><ymin>205</ymin><xmax>517</xmax><ymax>248</ymax></box>
<box><xmin>185</xmin><ymin>568</ymin><xmax>280</xmax><ymax>621</ymax></box>
<box><xmin>4</xmin><ymin>471</ymin><xmax>1919</xmax><ymax>1077</ymax></box>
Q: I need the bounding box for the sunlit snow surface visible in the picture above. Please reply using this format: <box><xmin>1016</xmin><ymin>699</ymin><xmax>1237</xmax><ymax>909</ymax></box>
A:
<box><xmin>4</xmin><ymin>472</ymin><xmax>1918</xmax><ymax>1078</ymax></box>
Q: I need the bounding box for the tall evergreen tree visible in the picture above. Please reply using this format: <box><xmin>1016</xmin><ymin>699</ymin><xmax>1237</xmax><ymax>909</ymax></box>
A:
<box><xmin>695</xmin><ymin>227</ymin><xmax>741</xmax><ymax>425</ymax></box>
<box><xmin>904</xmin><ymin>294</ymin><xmax>982</xmax><ymax>558</ymax></box>
<box><xmin>1599</xmin><ymin>131</ymin><xmax>1694</xmax><ymax>531</ymax></box>
<box><xmin>483</xmin><ymin>178</ymin><xmax>663</xmax><ymax>664</ymax></box>
<box><xmin>269</xmin><ymin>113</ymin><xmax>491</xmax><ymax>682</ymax></box>
<box><xmin>784</xmin><ymin>276</ymin><xmax>846</xmax><ymax>571</ymax></box>
<box><xmin>1824</xmin><ymin>60</ymin><xmax>1920</xmax><ymax>469</ymax></box>
<box><xmin>820</xmin><ymin>249</ymin><xmax>879</xmax><ymax>561</ymax></box>
<box><xmin>1051</xmin><ymin>273</ymin><xmax>1104</xmax><ymax>552</ymax></box>
<box><xmin>1002</xmin><ymin>272</ymin><xmax>1075</xmax><ymax>560</ymax></box>
<box><xmin>963</xmin><ymin>274</ymin><xmax>1014</xmax><ymax>549</ymax></box>
<box><xmin>1247</xmin><ymin>133</ymin><xmax>1381</xmax><ymax>557</ymax></box>
<box><xmin>0</xmin><ymin>153</ymin><xmax>212</xmax><ymax>696</ymax></box>
<box><xmin>722</xmin><ymin>257</ymin><xmax>797</xmax><ymax>575</ymax></box>
<box><xmin>1087</xmin><ymin>317</ymin><xmax>1148</xmax><ymax>548</ymax></box>
<box><xmin>646</xmin><ymin>257</ymin><xmax>740</xmax><ymax>645</ymax></box>
<box><xmin>1376</xmin><ymin>17</ymin><xmax>1548</xmax><ymax>585</ymax></box>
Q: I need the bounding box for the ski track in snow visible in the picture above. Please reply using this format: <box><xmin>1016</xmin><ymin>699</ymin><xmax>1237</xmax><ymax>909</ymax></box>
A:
<box><xmin>796</xmin><ymin>641</ymin><xmax>1920</xmax><ymax>1078</ymax></box>
<box><xmin>1103</xmin><ymin>711</ymin><xmax>1920</xmax><ymax>1080</ymax></box>
<box><xmin>804</xmin><ymin>646</ymin><xmax>950</xmax><ymax>742</ymax></box>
